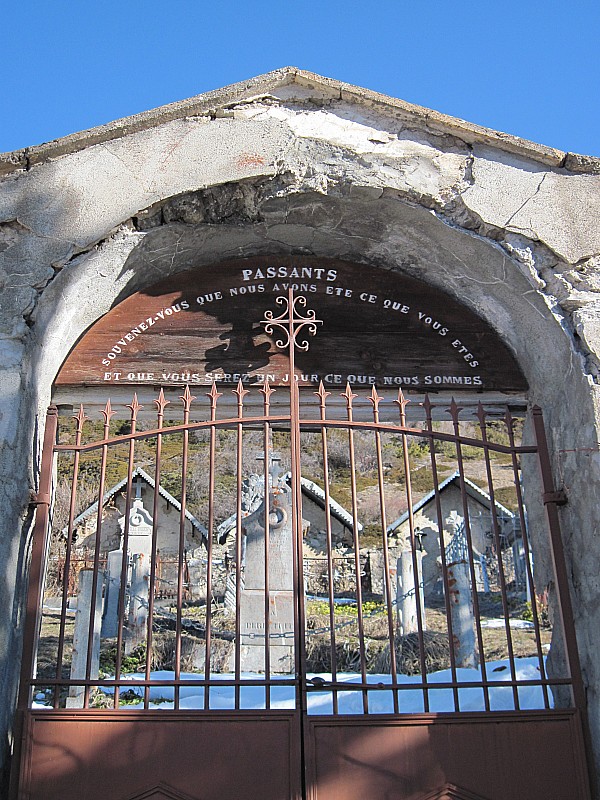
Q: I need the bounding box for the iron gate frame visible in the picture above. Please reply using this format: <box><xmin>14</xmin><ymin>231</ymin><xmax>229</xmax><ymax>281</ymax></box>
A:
<box><xmin>11</xmin><ymin>289</ymin><xmax>593</xmax><ymax>800</ymax></box>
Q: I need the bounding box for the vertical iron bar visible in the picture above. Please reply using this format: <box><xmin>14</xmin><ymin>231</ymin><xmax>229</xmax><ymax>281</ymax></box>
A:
<box><xmin>114</xmin><ymin>395</ymin><xmax>141</xmax><ymax>708</ymax></box>
<box><xmin>504</xmin><ymin>408</ymin><xmax>556</xmax><ymax>704</ymax></box>
<box><xmin>342</xmin><ymin>384</ymin><xmax>369</xmax><ymax>714</ymax></box>
<box><xmin>234</xmin><ymin>381</ymin><xmax>248</xmax><ymax>710</ymax></box>
<box><xmin>204</xmin><ymin>383</ymin><xmax>220</xmax><ymax>710</ymax></box>
<box><xmin>315</xmin><ymin>383</ymin><xmax>338</xmax><ymax>714</ymax></box>
<box><xmin>145</xmin><ymin>389</ymin><xmax>168</xmax><ymax>709</ymax></box>
<box><xmin>370</xmin><ymin>387</ymin><xmax>399</xmax><ymax>714</ymax></box>
<box><xmin>476</xmin><ymin>404</ymin><xmax>520</xmax><ymax>709</ymax></box>
<box><xmin>505</xmin><ymin>408</ymin><xmax>549</xmax><ymax>706</ymax></box>
<box><xmin>423</xmin><ymin>396</ymin><xmax>459</xmax><ymax>711</ymax></box>
<box><xmin>289</xmin><ymin>324</ymin><xmax>307</xmax><ymax>715</ymax></box>
<box><xmin>17</xmin><ymin>406</ymin><xmax>59</xmax><ymax>711</ymax></box>
<box><xmin>174</xmin><ymin>386</ymin><xmax>195</xmax><ymax>709</ymax></box>
<box><xmin>83</xmin><ymin>401</ymin><xmax>114</xmax><ymax>708</ymax></box>
<box><xmin>285</xmin><ymin>292</ymin><xmax>308</xmax><ymax>800</ymax></box>
<box><xmin>261</xmin><ymin>381</ymin><xmax>273</xmax><ymax>709</ymax></box>
<box><xmin>398</xmin><ymin>391</ymin><xmax>429</xmax><ymax>712</ymax></box>
<box><xmin>449</xmin><ymin>399</ymin><xmax>490</xmax><ymax>711</ymax></box>
<box><xmin>54</xmin><ymin>405</ymin><xmax>87</xmax><ymax>708</ymax></box>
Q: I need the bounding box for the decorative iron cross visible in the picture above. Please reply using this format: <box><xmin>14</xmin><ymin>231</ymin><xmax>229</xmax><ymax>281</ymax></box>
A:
<box><xmin>260</xmin><ymin>289</ymin><xmax>322</xmax><ymax>353</ymax></box>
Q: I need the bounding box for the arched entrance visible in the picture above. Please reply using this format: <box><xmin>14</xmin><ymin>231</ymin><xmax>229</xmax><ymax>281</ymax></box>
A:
<box><xmin>14</xmin><ymin>258</ymin><xmax>591</xmax><ymax>799</ymax></box>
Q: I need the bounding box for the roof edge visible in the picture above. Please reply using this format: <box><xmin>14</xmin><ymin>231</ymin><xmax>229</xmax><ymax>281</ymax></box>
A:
<box><xmin>387</xmin><ymin>471</ymin><xmax>514</xmax><ymax>532</ymax></box>
<box><xmin>2</xmin><ymin>67</ymin><xmax>599</xmax><ymax>177</ymax></box>
<box><xmin>0</xmin><ymin>67</ymin><xmax>300</xmax><ymax>176</ymax></box>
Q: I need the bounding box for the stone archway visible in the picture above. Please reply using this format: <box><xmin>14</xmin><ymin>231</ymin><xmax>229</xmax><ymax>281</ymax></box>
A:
<box><xmin>14</xmin><ymin>253</ymin><xmax>592</xmax><ymax>799</ymax></box>
<box><xmin>23</xmin><ymin>184</ymin><xmax>597</xmax><ymax>775</ymax></box>
<box><xmin>2</xmin><ymin>69</ymin><xmax>600</xmax><ymax>794</ymax></box>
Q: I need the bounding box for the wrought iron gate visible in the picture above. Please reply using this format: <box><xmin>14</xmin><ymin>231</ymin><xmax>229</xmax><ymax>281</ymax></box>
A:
<box><xmin>13</xmin><ymin>292</ymin><xmax>592</xmax><ymax>799</ymax></box>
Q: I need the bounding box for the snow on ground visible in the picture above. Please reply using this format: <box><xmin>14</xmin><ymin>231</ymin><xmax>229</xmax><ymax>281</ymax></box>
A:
<box><xmin>480</xmin><ymin>618</ymin><xmax>534</xmax><ymax>629</ymax></box>
<box><xmin>33</xmin><ymin>658</ymin><xmax>550</xmax><ymax>714</ymax></box>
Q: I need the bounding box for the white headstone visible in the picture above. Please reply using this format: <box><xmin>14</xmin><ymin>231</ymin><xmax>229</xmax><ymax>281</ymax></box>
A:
<box><xmin>101</xmin><ymin>549</ymin><xmax>123</xmax><ymax>638</ymax></box>
<box><xmin>66</xmin><ymin>569</ymin><xmax>102</xmax><ymax>708</ymax></box>
<box><xmin>397</xmin><ymin>550</ymin><xmax>425</xmax><ymax>635</ymax></box>
<box><xmin>445</xmin><ymin>511</ymin><xmax>477</xmax><ymax>668</ymax></box>
<box><xmin>101</xmin><ymin>496</ymin><xmax>154</xmax><ymax>640</ymax></box>
<box><xmin>125</xmin><ymin>552</ymin><xmax>150</xmax><ymax>654</ymax></box>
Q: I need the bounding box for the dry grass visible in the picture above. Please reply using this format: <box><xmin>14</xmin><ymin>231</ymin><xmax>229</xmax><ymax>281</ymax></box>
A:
<box><xmin>374</xmin><ymin>631</ymin><xmax>450</xmax><ymax>675</ymax></box>
<box><xmin>36</xmin><ymin>610</ymin><xmax>74</xmax><ymax>680</ymax></box>
<box><xmin>303</xmin><ymin>594</ymin><xmax>551</xmax><ymax>675</ymax></box>
<box><xmin>426</xmin><ymin>601</ymin><xmax>552</xmax><ymax>661</ymax></box>
<box><xmin>151</xmin><ymin>631</ymin><xmax>233</xmax><ymax>672</ymax></box>
<box><xmin>35</xmin><ymin>593</ymin><xmax>551</xmax><ymax>690</ymax></box>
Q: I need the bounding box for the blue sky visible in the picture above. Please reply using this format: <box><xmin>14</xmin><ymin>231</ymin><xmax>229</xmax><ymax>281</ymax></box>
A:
<box><xmin>2</xmin><ymin>0</ymin><xmax>599</xmax><ymax>156</ymax></box>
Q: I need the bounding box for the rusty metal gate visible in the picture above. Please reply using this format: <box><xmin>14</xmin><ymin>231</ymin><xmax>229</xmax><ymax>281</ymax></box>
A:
<box><xmin>13</xmin><ymin>292</ymin><xmax>592</xmax><ymax>799</ymax></box>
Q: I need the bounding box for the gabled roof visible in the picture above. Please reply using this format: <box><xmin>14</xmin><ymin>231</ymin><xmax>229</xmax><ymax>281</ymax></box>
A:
<box><xmin>2</xmin><ymin>67</ymin><xmax>586</xmax><ymax>176</ymax></box>
<box><xmin>67</xmin><ymin>466</ymin><xmax>208</xmax><ymax>541</ymax></box>
<box><xmin>387</xmin><ymin>471</ymin><xmax>514</xmax><ymax>533</ymax></box>
<box><xmin>290</xmin><ymin>474</ymin><xmax>363</xmax><ymax>533</ymax></box>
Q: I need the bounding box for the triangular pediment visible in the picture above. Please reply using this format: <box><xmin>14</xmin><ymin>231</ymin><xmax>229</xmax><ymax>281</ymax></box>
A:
<box><xmin>69</xmin><ymin>466</ymin><xmax>207</xmax><ymax>543</ymax></box>
<box><xmin>420</xmin><ymin>783</ymin><xmax>491</xmax><ymax>800</ymax></box>
<box><xmin>8</xmin><ymin>67</ymin><xmax>565</xmax><ymax>176</ymax></box>
<box><xmin>125</xmin><ymin>782</ymin><xmax>200</xmax><ymax>800</ymax></box>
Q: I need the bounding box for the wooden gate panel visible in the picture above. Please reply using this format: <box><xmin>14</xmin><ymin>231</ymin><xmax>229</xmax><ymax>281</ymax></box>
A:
<box><xmin>20</xmin><ymin>711</ymin><xmax>301</xmax><ymax>800</ymax></box>
<box><xmin>305</xmin><ymin>711</ymin><xmax>590</xmax><ymax>800</ymax></box>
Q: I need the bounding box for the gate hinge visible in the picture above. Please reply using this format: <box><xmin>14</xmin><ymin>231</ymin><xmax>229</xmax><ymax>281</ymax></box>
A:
<box><xmin>543</xmin><ymin>489</ymin><xmax>568</xmax><ymax>506</ymax></box>
<box><xmin>29</xmin><ymin>491</ymin><xmax>50</xmax><ymax>507</ymax></box>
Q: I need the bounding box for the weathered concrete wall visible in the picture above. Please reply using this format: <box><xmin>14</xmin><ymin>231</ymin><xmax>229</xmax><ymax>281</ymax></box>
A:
<box><xmin>1</xmin><ymin>69</ymin><xmax>600</xmax><ymax>790</ymax></box>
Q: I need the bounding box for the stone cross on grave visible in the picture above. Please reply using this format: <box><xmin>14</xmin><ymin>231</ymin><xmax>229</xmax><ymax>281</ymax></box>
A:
<box><xmin>133</xmin><ymin>474</ymin><xmax>145</xmax><ymax>500</ymax></box>
<box><xmin>446</xmin><ymin>509</ymin><xmax>463</xmax><ymax>535</ymax></box>
<box><xmin>257</xmin><ymin>445</ymin><xmax>283</xmax><ymax>491</ymax></box>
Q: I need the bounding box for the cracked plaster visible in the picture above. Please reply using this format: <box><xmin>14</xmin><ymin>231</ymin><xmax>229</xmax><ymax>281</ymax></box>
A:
<box><xmin>463</xmin><ymin>146</ymin><xmax>600</xmax><ymax>263</ymax></box>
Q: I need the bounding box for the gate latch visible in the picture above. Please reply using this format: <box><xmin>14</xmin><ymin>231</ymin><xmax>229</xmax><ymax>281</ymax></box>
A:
<box><xmin>307</xmin><ymin>676</ymin><xmax>331</xmax><ymax>688</ymax></box>
<box><xmin>543</xmin><ymin>489</ymin><xmax>568</xmax><ymax>506</ymax></box>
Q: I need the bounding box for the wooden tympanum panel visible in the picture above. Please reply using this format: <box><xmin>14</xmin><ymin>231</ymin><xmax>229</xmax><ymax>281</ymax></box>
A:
<box><xmin>56</xmin><ymin>257</ymin><xmax>527</xmax><ymax>392</ymax></box>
